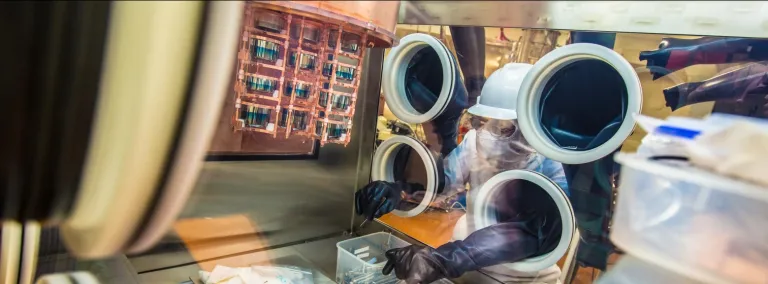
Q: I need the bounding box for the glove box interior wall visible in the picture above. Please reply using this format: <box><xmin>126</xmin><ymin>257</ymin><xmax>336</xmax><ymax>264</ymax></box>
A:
<box><xmin>364</xmin><ymin>23</ymin><xmax>768</xmax><ymax>283</ymax></box>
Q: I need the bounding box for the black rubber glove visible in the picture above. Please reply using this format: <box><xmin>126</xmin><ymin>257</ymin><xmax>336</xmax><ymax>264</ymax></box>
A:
<box><xmin>383</xmin><ymin>217</ymin><xmax>560</xmax><ymax>284</ymax></box>
<box><xmin>354</xmin><ymin>181</ymin><xmax>403</xmax><ymax>222</ymax></box>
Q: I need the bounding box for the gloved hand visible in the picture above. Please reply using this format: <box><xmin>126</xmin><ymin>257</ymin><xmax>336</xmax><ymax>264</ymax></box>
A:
<box><xmin>354</xmin><ymin>181</ymin><xmax>403</xmax><ymax>222</ymax></box>
<box><xmin>383</xmin><ymin>217</ymin><xmax>559</xmax><ymax>284</ymax></box>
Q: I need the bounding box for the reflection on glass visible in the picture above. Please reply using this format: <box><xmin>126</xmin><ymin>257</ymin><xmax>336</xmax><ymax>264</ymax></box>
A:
<box><xmin>322</xmin><ymin>63</ymin><xmax>333</xmax><ymax>77</ymax></box>
<box><xmin>341</xmin><ymin>32</ymin><xmax>361</xmax><ymax>53</ymax></box>
<box><xmin>241</xmin><ymin>106</ymin><xmax>272</xmax><ymax>128</ymax></box>
<box><xmin>331</xmin><ymin>94</ymin><xmax>351</xmax><ymax>111</ymax></box>
<box><xmin>539</xmin><ymin>59</ymin><xmax>627</xmax><ymax>151</ymax></box>
<box><xmin>640</xmin><ymin>37</ymin><xmax>768</xmax><ymax>79</ymax></box>
<box><xmin>252</xmin><ymin>39</ymin><xmax>280</xmax><ymax>61</ymax></box>
<box><xmin>326</xmin><ymin>123</ymin><xmax>347</xmax><ymax>139</ymax></box>
<box><xmin>318</xmin><ymin>91</ymin><xmax>329</xmax><ymax>107</ymax></box>
<box><xmin>663</xmin><ymin>62</ymin><xmax>768</xmax><ymax>117</ymax></box>
<box><xmin>287</xmin><ymin>51</ymin><xmax>297</xmax><ymax>67</ymax></box>
<box><xmin>487</xmin><ymin>179</ymin><xmax>558</xmax><ymax>226</ymax></box>
<box><xmin>292</xmin><ymin>111</ymin><xmax>308</xmax><ymax>130</ymax></box>
<box><xmin>302</xmin><ymin>25</ymin><xmax>321</xmax><ymax>43</ymax></box>
<box><xmin>289</xmin><ymin>23</ymin><xmax>300</xmax><ymax>40</ymax></box>
<box><xmin>283</xmin><ymin>82</ymin><xmax>292</xmax><ymax>97</ymax></box>
<box><xmin>255</xmin><ymin>11</ymin><xmax>284</xmax><ymax>33</ymax></box>
<box><xmin>278</xmin><ymin>108</ymin><xmax>288</xmax><ymax>128</ymax></box>
<box><xmin>295</xmin><ymin>83</ymin><xmax>311</xmax><ymax>99</ymax></box>
<box><xmin>253</xmin><ymin>107</ymin><xmax>271</xmax><ymax>128</ymax></box>
<box><xmin>315</xmin><ymin>121</ymin><xmax>324</xmax><ymax>136</ymax></box>
<box><xmin>403</xmin><ymin>47</ymin><xmax>444</xmax><ymax>114</ymax></box>
<box><xmin>328</xmin><ymin>30</ymin><xmax>339</xmax><ymax>48</ymax></box>
<box><xmin>391</xmin><ymin>145</ymin><xmax>428</xmax><ymax>212</ymax></box>
<box><xmin>246</xmin><ymin>76</ymin><xmax>277</xmax><ymax>93</ymax></box>
<box><xmin>336</xmin><ymin>66</ymin><xmax>356</xmax><ymax>81</ymax></box>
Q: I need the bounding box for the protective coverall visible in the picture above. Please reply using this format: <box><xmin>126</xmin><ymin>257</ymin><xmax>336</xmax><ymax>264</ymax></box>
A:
<box><xmin>356</xmin><ymin>119</ymin><xmax>569</xmax><ymax>284</ymax></box>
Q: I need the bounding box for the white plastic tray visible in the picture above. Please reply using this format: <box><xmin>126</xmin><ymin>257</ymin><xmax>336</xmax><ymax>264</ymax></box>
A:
<box><xmin>612</xmin><ymin>153</ymin><xmax>768</xmax><ymax>284</ymax></box>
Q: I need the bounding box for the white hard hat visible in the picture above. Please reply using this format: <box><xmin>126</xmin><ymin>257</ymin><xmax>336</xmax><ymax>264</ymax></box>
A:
<box><xmin>467</xmin><ymin>63</ymin><xmax>533</xmax><ymax>120</ymax></box>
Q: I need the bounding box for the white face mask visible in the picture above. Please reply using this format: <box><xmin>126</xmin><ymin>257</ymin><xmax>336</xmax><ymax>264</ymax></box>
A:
<box><xmin>474</xmin><ymin>120</ymin><xmax>537</xmax><ymax>171</ymax></box>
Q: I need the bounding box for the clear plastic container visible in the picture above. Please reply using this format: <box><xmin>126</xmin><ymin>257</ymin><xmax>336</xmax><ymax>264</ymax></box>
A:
<box><xmin>336</xmin><ymin>232</ymin><xmax>409</xmax><ymax>284</ymax></box>
<box><xmin>612</xmin><ymin>153</ymin><xmax>768</xmax><ymax>284</ymax></box>
<box><xmin>597</xmin><ymin>255</ymin><xmax>700</xmax><ymax>284</ymax></box>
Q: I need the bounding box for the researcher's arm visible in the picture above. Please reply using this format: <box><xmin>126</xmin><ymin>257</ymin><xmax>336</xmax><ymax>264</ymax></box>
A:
<box><xmin>383</xmin><ymin>220</ymin><xmax>546</xmax><ymax>284</ymax></box>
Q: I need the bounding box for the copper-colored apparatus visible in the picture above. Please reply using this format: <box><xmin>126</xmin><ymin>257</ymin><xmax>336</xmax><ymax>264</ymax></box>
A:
<box><xmin>232</xmin><ymin>1</ymin><xmax>399</xmax><ymax>146</ymax></box>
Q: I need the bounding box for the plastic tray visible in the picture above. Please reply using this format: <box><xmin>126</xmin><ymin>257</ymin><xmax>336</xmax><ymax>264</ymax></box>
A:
<box><xmin>612</xmin><ymin>153</ymin><xmax>768</xmax><ymax>284</ymax></box>
<box><xmin>336</xmin><ymin>232</ymin><xmax>409</xmax><ymax>284</ymax></box>
<box><xmin>596</xmin><ymin>255</ymin><xmax>699</xmax><ymax>284</ymax></box>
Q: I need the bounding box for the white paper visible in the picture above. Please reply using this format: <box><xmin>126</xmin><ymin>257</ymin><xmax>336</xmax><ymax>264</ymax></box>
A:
<box><xmin>207</xmin><ymin>265</ymin><xmax>241</xmax><ymax>284</ymax></box>
<box><xmin>353</xmin><ymin>246</ymin><xmax>370</xmax><ymax>255</ymax></box>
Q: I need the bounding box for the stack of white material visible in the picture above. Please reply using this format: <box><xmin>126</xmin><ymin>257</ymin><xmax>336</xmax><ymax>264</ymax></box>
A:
<box><xmin>199</xmin><ymin>265</ymin><xmax>314</xmax><ymax>284</ymax></box>
<box><xmin>599</xmin><ymin>114</ymin><xmax>768</xmax><ymax>284</ymax></box>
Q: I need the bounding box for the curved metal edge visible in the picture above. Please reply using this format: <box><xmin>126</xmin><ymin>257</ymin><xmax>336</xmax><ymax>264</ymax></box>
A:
<box><xmin>382</xmin><ymin>33</ymin><xmax>455</xmax><ymax>124</ymax></box>
<box><xmin>472</xmin><ymin>170</ymin><xmax>576</xmax><ymax>272</ymax></box>
<box><xmin>517</xmin><ymin>43</ymin><xmax>642</xmax><ymax>165</ymax></box>
<box><xmin>18</xmin><ymin>222</ymin><xmax>41</xmax><ymax>284</ymax></box>
<box><xmin>126</xmin><ymin>1</ymin><xmax>245</xmax><ymax>254</ymax></box>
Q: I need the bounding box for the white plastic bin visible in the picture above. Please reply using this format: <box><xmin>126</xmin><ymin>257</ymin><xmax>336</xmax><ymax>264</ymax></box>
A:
<box><xmin>596</xmin><ymin>255</ymin><xmax>699</xmax><ymax>284</ymax></box>
<box><xmin>336</xmin><ymin>232</ymin><xmax>409</xmax><ymax>284</ymax></box>
<box><xmin>612</xmin><ymin>153</ymin><xmax>768</xmax><ymax>284</ymax></box>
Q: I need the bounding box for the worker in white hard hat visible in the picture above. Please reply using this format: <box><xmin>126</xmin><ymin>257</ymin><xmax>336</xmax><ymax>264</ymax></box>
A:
<box><xmin>355</xmin><ymin>63</ymin><xmax>569</xmax><ymax>284</ymax></box>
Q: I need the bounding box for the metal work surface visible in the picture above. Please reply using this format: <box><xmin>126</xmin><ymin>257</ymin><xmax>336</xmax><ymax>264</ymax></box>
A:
<box><xmin>399</xmin><ymin>1</ymin><xmax>768</xmax><ymax>38</ymax></box>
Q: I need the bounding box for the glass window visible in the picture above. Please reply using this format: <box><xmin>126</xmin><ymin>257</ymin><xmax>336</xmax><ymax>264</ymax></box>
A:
<box><xmin>322</xmin><ymin>63</ymin><xmax>333</xmax><ymax>77</ymax></box>
<box><xmin>314</xmin><ymin>120</ymin><xmax>324</xmax><ymax>135</ymax></box>
<box><xmin>253</xmin><ymin>107</ymin><xmax>271</xmax><ymax>128</ymax></box>
<box><xmin>252</xmin><ymin>39</ymin><xmax>280</xmax><ymax>61</ymax></box>
<box><xmin>292</xmin><ymin>111</ymin><xmax>308</xmax><ymax>130</ymax></box>
<box><xmin>302</xmin><ymin>25</ymin><xmax>320</xmax><ymax>42</ymax></box>
<box><xmin>335</xmin><ymin>66</ymin><xmax>356</xmax><ymax>81</ymax></box>
<box><xmin>283</xmin><ymin>82</ymin><xmax>292</xmax><ymax>96</ymax></box>
<box><xmin>326</xmin><ymin>123</ymin><xmax>347</xmax><ymax>139</ymax></box>
<box><xmin>254</xmin><ymin>11</ymin><xmax>284</xmax><ymax>33</ymax></box>
<box><xmin>328</xmin><ymin>29</ymin><xmax>339</xmax><ymax>48</ymax></box>
<box><xmin>331</xmin><ymin>94</ymin><xmax>351</xmax><ymax>111</ymax></box>
<box><xmin>278</xmin><ymin>108</ymin><xmax>288</xmax><ymax>128</ymax></box>
<box><xmin>287</xmin><ymin>51</ymin><xmax>297</xmax><ymax>67</ymax></box>
<box><xmin>245</xmin><ymin>76</ymin><xmax>277</xmax><ymax>93</ymax></box>
<box><xmin>294</xmin><ymin>83</ymin><xmax>311</xmax><ymax>99</ymax></box>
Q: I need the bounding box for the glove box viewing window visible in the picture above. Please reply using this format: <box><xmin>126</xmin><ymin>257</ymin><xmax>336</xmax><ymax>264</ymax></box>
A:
<box><xmin>382</xmin><ymin>33</ymin><xmax>468</xmax><ymax>125</ymax></box>
<box><xmin>470</xmin><ymin>170</ymin><xmax>575</xmax><ymax>272</ymax></box>
<box><xmin>371</xmin><ymin>136</ymin><xmax>440</xmax><ymax>217</ymax></box>
<box><xmin>516</xmin><ymin>43</ymin><xmax>643</xmax><ymax>164</ymax></box>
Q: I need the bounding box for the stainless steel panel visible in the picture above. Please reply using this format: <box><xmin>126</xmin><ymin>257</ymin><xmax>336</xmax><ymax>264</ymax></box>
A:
<box><xmin>126</xmin><ymin>48</ymin><xmax>385</xmax><ymax>278</ymax></box>
<box><xmin>399</xmin><ymin>1</ymin><xmax>768</xmax><ymax>38</ymax></box>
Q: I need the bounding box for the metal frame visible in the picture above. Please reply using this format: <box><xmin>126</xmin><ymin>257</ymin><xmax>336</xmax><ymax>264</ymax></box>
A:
<box><xmin>399</xmin><ymin>1</ymin><xmax>768</xmax><ymax>38</ymax></box>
